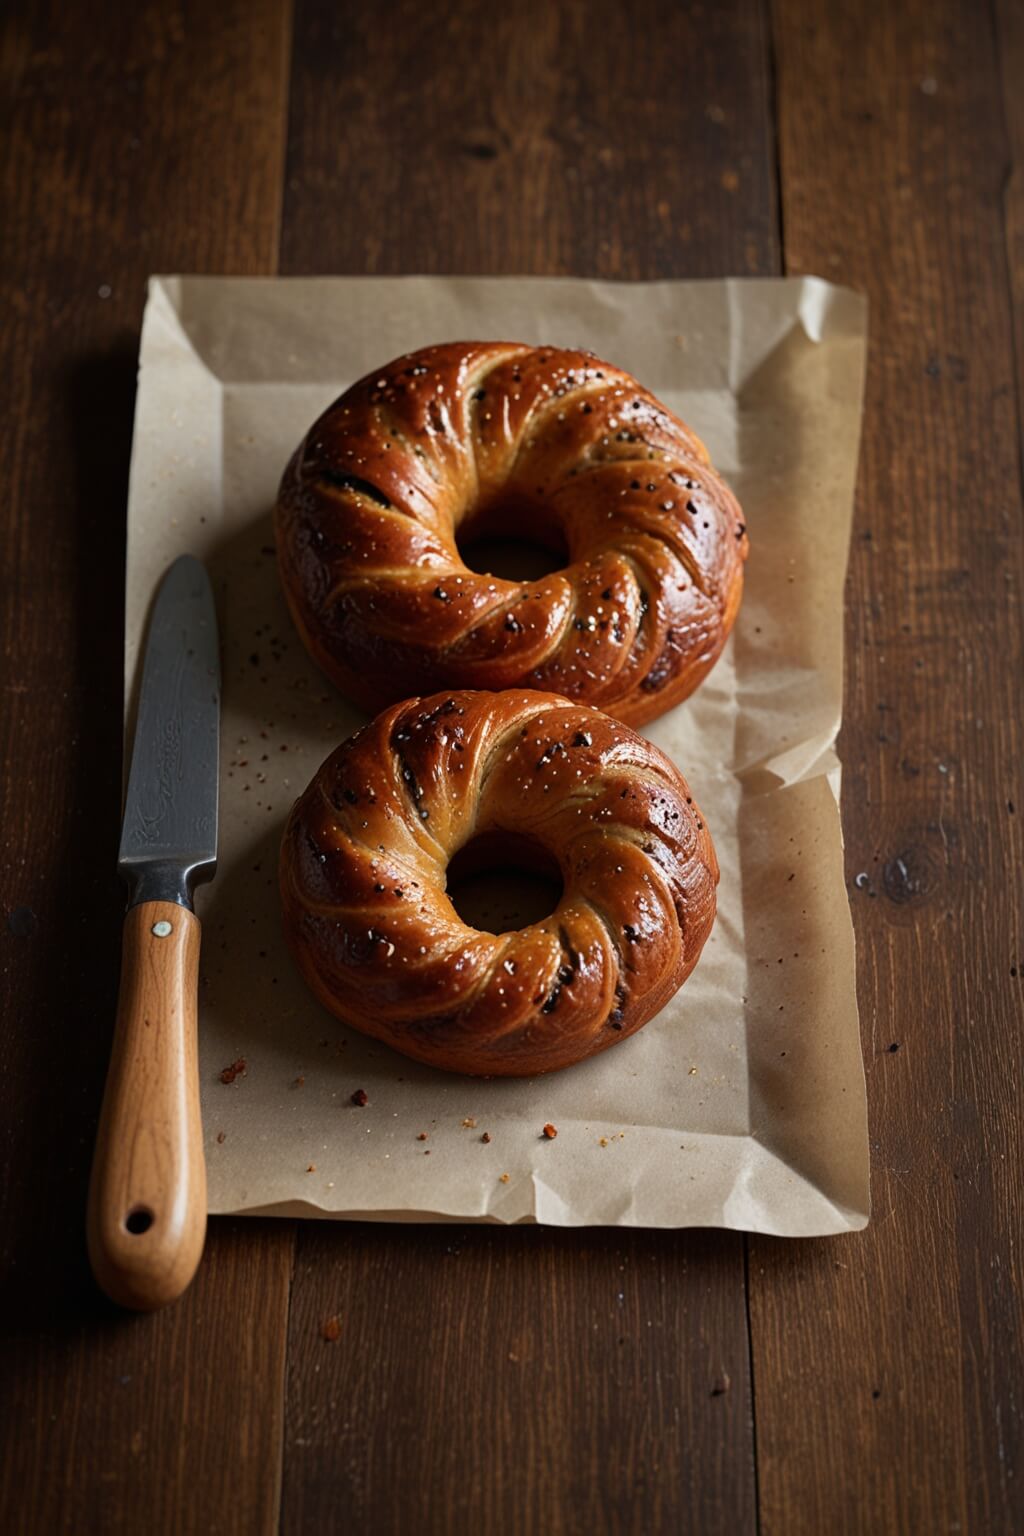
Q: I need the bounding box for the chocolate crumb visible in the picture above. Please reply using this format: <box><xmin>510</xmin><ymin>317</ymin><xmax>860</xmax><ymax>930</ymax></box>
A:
<box><xmin>481</xmin><ymin>1132</ymin><xmax>491</xmax><ymax>1143</ymax></box>
<box><xmin>306</xmin><ymin>1163</ymin><xmax>316</xmax><ymax>1173</ymax></box>
<box><xmin>321</xmin><ymin>1316</ymin><xmax>342</xmax><ymax>1342</ymax></box>
<box><xmin>219</xmin><ymin>1057</ymin><xmax>247</xmax><ymax>1085</ymax></box>
<box><xmin>417</xmin><ymin>1132</ymin><xmax>428</xmax><ymax>1141</ymax></box>
<box><xmin>216</xmin><ymin>1131</ymin><xmax>226</xmax><ymax>1144</ymax></box>
<box><xmin>351</xmin><ymin>1088</ymin><xmax>369</xmax><ymax>1106</ymax></box>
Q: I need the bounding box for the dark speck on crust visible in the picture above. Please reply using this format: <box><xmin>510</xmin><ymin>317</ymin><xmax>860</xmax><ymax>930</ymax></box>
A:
<box><xmin>608</xmin><ymin>983</ymin><xmax>628</xmax><ymax>1029</ymax></box>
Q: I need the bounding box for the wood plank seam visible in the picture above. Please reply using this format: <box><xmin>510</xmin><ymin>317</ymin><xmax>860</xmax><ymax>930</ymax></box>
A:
<box><xmin>992</xmin><ymin>0</ymin><xmax>1024</xmax><ymax>472</ymax></box>
<box><xmin>750</xmin><ymin>7</ymin><xmax>784</xmax><ymax>1531</ymax></box>
<box><xmin>272</xmin><ymin>0</ymin><xmax>298</xmax><ymax>283</ymax></box>
<box><xmin>271</xmin><ymin>13</ymin><xmax>298</xmax><ymax>1536</ymax></box>
<box><xmin>744</xmin><ymin>1236</ymin><xmax>765</xmax><ymax>1536</ymax></box>
<box><xmin>765</xmin><ymin>0</ymin><xmax>788</xmax><ymax>272</ymax></box>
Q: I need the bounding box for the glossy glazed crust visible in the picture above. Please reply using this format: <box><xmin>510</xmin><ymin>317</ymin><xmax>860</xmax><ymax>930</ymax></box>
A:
<box><xmin>280</xmin><ymin>690</ymin><xmax>718</xmax><ymax>1077</ymax></box>
<box><xmin>275</xmin><ymin>343</ymin><xmax>748</xmax><ymax>726</ymax></box>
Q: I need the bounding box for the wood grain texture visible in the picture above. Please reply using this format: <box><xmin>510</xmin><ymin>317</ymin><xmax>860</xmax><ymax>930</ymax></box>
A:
<box><xmin>284</xmin><ymin>1224</ymin><xmax>754</xmax><ymax>1535</ymax></box>
<box><xmin>996</xmin><ymin>0</ymin><xmax>1024</xmax><ymax>451</ymax></box>
<box><xmin>88</xmin><ymin>903</ymin><xmax>206</xmax><ymax>1311</ymax></box>
<box><xmin>280</xmin><ymin>0</ymin><xmax>777</xmax><ymax>279</ymax></box>
<box><xmin>0</xmin><ymin>1</ymin><xmax>293</xmax><ymax>1531</ymax></box>
<box><xmin>279</xmin><ymin>0</ymin><xmax>776</xmax><ymax>1530</ymax></box>
<box><xmin>750</xmin><ymin>1</ymin><xmax>1024</xmax><ymax>1531</ymax></box>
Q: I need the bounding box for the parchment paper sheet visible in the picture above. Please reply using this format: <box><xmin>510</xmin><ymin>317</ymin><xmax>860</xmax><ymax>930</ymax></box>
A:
<box><xmin>125</xmin><ymin>275</ymin><xmax>869</xmax><ymax>1234</ymax></box>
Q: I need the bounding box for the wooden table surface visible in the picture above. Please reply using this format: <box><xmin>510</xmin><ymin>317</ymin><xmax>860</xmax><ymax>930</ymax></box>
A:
<box><xmin>2</xmin><ymin>2</ymin><xmax>1022</xmax><ymax>1531</ymax></box>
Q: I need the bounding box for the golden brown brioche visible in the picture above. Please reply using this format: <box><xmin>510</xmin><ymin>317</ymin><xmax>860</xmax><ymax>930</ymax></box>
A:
<box><xmin>280</xmin><ymin>689</ymin><xmax>718</xmax><ymax>1077</ymax></box>
<box><xmin>275</xmin><ymin>342</ymin><xmax>747</xmax><ymax>726</ymax></box>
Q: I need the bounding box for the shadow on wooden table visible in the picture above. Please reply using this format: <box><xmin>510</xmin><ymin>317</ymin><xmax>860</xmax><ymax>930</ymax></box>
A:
<box><xmin>2</xmin><ymin>345</ymin><xmax>151</xmax><ymax>1335</ymax></box>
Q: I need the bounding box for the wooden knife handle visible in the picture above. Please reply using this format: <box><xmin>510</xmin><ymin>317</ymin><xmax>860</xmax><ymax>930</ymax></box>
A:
<box><xmin>87</xmin><ymin>900</ymin><xmax>207</xmax><ymax>1310</ymax></box>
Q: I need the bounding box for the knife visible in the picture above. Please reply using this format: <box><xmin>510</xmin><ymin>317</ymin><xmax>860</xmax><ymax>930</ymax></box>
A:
<box><xmin>87</xmin><ymin>554</ymin><xmax>219</xmax><ymax>1311</ymax></box>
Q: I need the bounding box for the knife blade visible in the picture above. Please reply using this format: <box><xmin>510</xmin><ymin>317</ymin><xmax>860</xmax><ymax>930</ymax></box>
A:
<box><xmin>87</xmin><ymin>554</ymin><xmax>220</xmax><ymax>1311</ymax></box>
<box><xmin>118</xmin><ymin>553</ymin><xmax>219</xmax><ymax>904</ymax></box>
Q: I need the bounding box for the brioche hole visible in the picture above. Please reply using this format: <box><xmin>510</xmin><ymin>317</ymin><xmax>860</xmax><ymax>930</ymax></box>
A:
<box><xmin>446</xmin><ymin>830</ymin><xmax>563</xmax><ymax>933</ymax></box>
<box><xmin>455</xmin><ymin>497</ymin><xmax>568</xmax><ymax>582</ymax></box>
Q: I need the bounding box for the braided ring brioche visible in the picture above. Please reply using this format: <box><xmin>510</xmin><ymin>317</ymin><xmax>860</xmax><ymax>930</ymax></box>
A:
<box><xmin>280</xmin><ymin>689</ymin><xmax>718</xmax><ymax>1077</ymax></box>
<box><xmin>275</xmin><ymin>342</ymin><xmax>747</xmax><ymax>726</ymax></box>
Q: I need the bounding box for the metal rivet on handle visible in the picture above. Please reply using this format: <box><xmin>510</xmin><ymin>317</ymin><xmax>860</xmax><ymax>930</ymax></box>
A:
<box><xmin>151</xmin><ymin>920</ymin><xmax>173</xmax><ymax>938</ymax></box>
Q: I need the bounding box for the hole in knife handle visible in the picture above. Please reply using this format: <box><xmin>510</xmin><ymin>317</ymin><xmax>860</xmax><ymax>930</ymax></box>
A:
<box><xmin>125</xmin><ymin>1206</ymin><xmax>154</xmax><ymax>1236</ymax></box>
